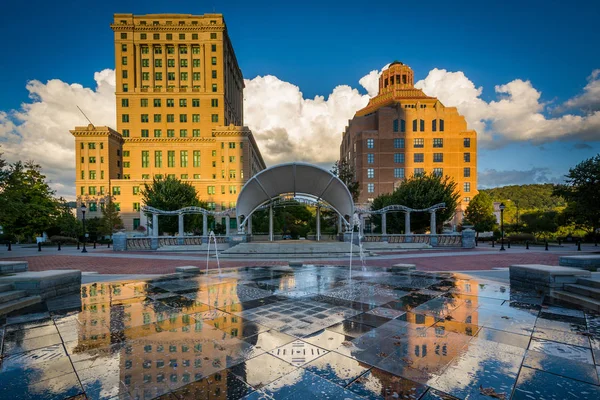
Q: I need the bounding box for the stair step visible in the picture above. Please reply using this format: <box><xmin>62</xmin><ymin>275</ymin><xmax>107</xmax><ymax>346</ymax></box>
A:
<box><xmin>0</xmin><ymin>295</ymin><xmax>42</xmax><ymax>316</ymax></box>
<box><xmin>0</xmin><ymin>290</ymin><xmax>27</xmax><ymax>304</ymax></box>
<box><xmin>550</xmin><ymin>291</ymin><xmax>600</xmax><ymax>312</ymax></box>
<box><xmin>0</xmin><ymin>283</ymin><xmax>14</xmax><ymax>293</ymax></box>
<box><xmin>576</xmin><ymin>278</ymin><xmax>600</xmax><ymax>289</ymax></box>
<box><xmin>565</xmin><ymin>284</ymin><xmax>600</xmax><ymax>300</ymax></box>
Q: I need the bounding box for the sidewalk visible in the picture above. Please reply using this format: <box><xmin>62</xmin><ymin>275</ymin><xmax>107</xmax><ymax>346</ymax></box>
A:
<box><xmin>1</xmin><ymin>243</ymin><xmax>595</xmax><ymax>275</ymax></box>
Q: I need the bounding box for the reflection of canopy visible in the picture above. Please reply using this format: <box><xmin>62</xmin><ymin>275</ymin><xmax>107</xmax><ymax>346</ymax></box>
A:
<box><xmin>236</xmin><ymin>162</ymin><xmax>354</xmax><ymax>227</ymax></box>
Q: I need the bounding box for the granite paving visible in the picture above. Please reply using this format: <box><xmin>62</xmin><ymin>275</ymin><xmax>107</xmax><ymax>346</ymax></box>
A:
<box><xmin>1</xmin><ymin>264</ymin><xmax>600</xmax><ymax>399</ymax></box>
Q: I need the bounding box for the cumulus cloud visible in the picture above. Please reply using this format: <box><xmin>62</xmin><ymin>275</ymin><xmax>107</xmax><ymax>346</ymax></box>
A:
<box><xmin>416</xmin><ymin>69</ymin><xmax>600</xmax><ymax>146</ymax></box>
<box><xmin>243</xmin><ymin>75</ymin><xmax>370</xmax><ymax>165</ymax></box>
<box><xmin>478</xmin><ymin>167</ymin><xmax>563</xmax><ymax>188</ymax></box>
<box><xmin>1</xmin><ymin>62</ymin><xmax>599</xmax><ymax>197</ymax></box>
<box><xmin>0</xmin><ymin>70</ymin><xmax>116</xmax><ymax>198</ymax></box>
<box><xmin>561</xmin><ymin>69</ymin><xmax>600</xmax><ymax>112</ymax></box>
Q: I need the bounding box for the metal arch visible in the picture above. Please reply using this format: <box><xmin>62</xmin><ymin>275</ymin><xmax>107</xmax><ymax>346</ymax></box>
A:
<box><xmin>240</xmin><ymin>193</ymin><xmax>352</xmax><ymax>229</ymax></box>
<box><xmin>142</xmin><ymin>205</ymin><xmax>236</xmax><ymax>217</ymax></box>
<box><xmin>357</xmin><ymin>202</ymin><xmax>446</xmax><ymax>215</ymax></box>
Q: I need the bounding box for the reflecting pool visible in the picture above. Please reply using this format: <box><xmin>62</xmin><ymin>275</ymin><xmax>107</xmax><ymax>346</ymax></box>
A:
<box><xmin>1</xmin><ymin>265</ymin><xmax>599</xmax><ymax>399</ymax></box>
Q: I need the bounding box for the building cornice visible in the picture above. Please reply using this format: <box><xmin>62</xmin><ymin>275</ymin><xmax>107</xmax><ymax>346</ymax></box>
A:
<box><xmin>124</xmin><ymin>137</ymin><xmax>216</xmax><ymax>143</ymax></box>
<box><xmin>110</xmin><ymin>24</ymin><xmax>224</xmax><ymax>32</ymax></box>
<box><xmin>70</xmin><ymin>125</ymin><xmax>124</xmax><ymax>144</ymax></box>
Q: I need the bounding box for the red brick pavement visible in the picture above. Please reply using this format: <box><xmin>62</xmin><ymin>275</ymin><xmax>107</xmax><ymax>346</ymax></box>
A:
<box><xmin>1</xmin><ymin>251</ymin><xmax>565</xmax><ymax>275</ymax></box>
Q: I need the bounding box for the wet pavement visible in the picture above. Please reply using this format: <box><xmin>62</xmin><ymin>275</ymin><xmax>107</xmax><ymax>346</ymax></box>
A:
<box><xmin>1</xmin><ymin>265</ymin><xmax>600</xmax><ymax>399</ymax></box>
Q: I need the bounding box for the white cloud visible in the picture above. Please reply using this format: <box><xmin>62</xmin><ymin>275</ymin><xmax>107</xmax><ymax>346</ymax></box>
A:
<box><xmin>0</xmin><ymin>70</ymin><xmax>116</xmax><ymax>198</ymax></box>
<box><xmin>243</xmin><ymin>74</ymin><xmax>370</xmax><ymax>165</ymax></box>
<box><xmin>415</xmin><ymin>69</ymin><xmax>600</xmax><ymax>146</ymax></box>
<box><xmin>561</xmin><ymin>69</ymin><xmax>600</xmax><ymax>112</ymax></box>
<box><xmin>1</xmin><ymin>63</ymin><xmax>599</xmax><ymax>198</ymax></box>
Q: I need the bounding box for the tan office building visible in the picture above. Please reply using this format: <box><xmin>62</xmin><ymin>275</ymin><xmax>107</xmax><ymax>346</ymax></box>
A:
<box><xmin>340</xmin><ymin>61</ymin><xmax>477</xmax><ymax>222</ymax></box>
<box><xmin>72</xmin><ymin>13</ymin><xmax>266</xmax><ymax>232</ymax></box>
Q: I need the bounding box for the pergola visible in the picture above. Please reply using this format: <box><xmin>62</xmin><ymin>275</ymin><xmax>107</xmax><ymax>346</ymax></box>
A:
<box><xmin>355</xmin><ymin>202</ymin><xmax>446</xmax><ymax>235</ymax></box>
<box><xmin>142</xmin><ymin>205</ymin><xmax>235</xmax><ymax>237</ymax></box>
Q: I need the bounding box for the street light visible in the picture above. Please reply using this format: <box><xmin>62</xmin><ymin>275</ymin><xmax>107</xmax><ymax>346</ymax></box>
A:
<box><xmin>81</xmin><ymin>203</ymin><xmax>88</xmax><ymax>253</ymax></box>
<box><xmin>499</xmin><ymin>202</ymin><xmax>506</xmax><ymax>251</ymax></box>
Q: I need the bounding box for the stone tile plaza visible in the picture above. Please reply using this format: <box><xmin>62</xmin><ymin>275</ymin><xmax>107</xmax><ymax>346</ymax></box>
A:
<box><xmin>2</xmin><ymin>7</ymin><xmax>600</xmax><ymax>400</ymax></box>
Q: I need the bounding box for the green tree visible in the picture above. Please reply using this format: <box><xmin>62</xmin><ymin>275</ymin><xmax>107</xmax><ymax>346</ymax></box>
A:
<box><xmin>464</xmin><ymin>192</ymin><xmax>497</xmax><ymax>236</ymax></box>
<box><xmin>141</xmin><ymin>176</ymin><xmax>206</xmax><ymax>234</ymax></box>
<box><xmin>370</xmin><ymin>173</ymin><xmax>460</xmax><ymax>233</ymax></box>
<box><xmin>99</xmin><ymin>196</ymin><xmax>124</xmax><ymax>237</ymax></box>
<box><xmin>554</xmin><ymin>154</ymin><xmax>600</xmax><ymax>237</ymax></box>
<box><xmin>521</xmin><ymin>210</ymin><xmax>560</xmax><ymax>240</ymax></box>
<box><xmin>0</xmin><ymin>161</ymin><xmax>60</xmax><ymax>241</ymax></box>
<box><xmin>47</xmin><ymin>199</ymin><xmax>82</xmax><ymax>238</ymax></box>
<box><xmin>331</xmin><ymin>160</ymin><xmax>360</xmax><ymax>202</ymax></box>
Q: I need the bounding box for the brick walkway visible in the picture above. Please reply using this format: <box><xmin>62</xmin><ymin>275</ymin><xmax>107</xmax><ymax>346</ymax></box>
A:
<box><xmin>0</xmin><ymin>251</ymin><xmax>569</xmax><ymax>275</ymax></box>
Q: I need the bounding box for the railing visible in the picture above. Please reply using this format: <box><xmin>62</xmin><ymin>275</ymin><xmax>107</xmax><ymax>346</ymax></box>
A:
<box><xmin>126</xmin><ymin>237</ymin><xmax>152</xmax><ymax>250</ymax></box>
<box><xmin>435</xmin><ymin>234</ymin><xmax>462</xmax><ymax>247</ymax></box>
<box><xmin>359</xmin><ymin>234</ymin><xmax>462</xmax><ymax>247</ymax></box>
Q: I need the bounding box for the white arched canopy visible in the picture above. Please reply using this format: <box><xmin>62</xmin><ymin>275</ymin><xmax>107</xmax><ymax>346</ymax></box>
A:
<box><xmin>236</xmin><ymin>162</ymin><xmax>354</xmax><ymax>228</ymax></box>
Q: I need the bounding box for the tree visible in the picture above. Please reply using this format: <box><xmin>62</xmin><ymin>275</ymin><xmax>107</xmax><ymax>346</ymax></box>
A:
<box><xmin>47</xmin><ymin>199</ymin><xmax>82</xmax><ymax>238</ymax></box>
<box><xmin>0</xmin><ymin>161</ymin><xmax>60</xmax><ymax>241</ymax></box>
<box><xmin>370</xmin><ymin>173</ymin><xmax>460</xmax><ymax>233</ymax></box>
<box><xmin>554</xmin><ymin>154</ymin><xmax>600</xmax><ymax>237</ymax></box>
<box><xmin>464</xmin><ymin>192</ymin><xmax>497</xmax><ymax>236</ymax></box>
<box><xmin>521</xmin><ymin>210</ymin><xmax>560</xmax><ymax>240</ymax></box>
<box><xmin>141</xmin><ymin>176</ymin><xmax>206</xmax><ymax>234</ymax></box>
<box><xmin>99</xmin><ymin>196</ymin><xmax>124</xmax><ymax>237</ymax></box>
<box><xmin>331</xmin><ymin>160</ymin><xmax>360</xmax><ymax>202</ymax></box>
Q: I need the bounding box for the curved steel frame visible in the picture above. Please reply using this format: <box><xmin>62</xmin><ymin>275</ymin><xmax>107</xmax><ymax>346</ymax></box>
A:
<box><xmin>356</xmin><ymin>202</ymin><xmax>446</xmax><ymax>215</ymax></box>
<box><xmin>142</xmin><ymin>205</ymin><xmax>234</xmax><ymax>217</ymax></box>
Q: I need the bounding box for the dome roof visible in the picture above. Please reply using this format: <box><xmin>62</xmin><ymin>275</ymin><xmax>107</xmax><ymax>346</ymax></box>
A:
<box><xmin>389</xmin><ymin>60</ymin><xmax>404</xmax><ymax>67</ymax></box>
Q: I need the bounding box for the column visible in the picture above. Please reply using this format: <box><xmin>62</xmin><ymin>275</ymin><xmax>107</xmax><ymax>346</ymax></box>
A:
<box><xmin>405</xmin><ymin>211</ymin><xmax>411</xmax><ymax>234</ymax></box>
<box><xmin>316</xmin><ymin>206</ymin><xmax>321</xmax><ymax>241</ymax></box>
<box><xmin>269</xmin><ymin>204</ymin><xmax>274</xmax><ymax>242</ymax></box>
<box><xmin>225</xmin><ymin>215</ymin><xmax>231</xmax><ymax>236</ymax></box>
<box><xmin>382</xmin><ymin>213</ymin><xmax>387</xmax><ymax>235</ymax></box>
<box><xmin>152</xmin><ymin>213</ymin><xmax>159</xmax><ymax>236</ymax></box>
<box><xmin>178</xmin><ymin>214</ymin><xmax>184</xmax><ymax>236</ymax></box>
<box><xmin>203</xmin><ymin>213</ymin><xmax>208</xmax><ymax>236</ymax></box>
<box><xmin>430</xmin><ymin>211</ymin><xmax>437</xmax><ymax>234</ymax></box>
<box><xmin>337</xmin><ymin>215</ymin><xmax>343</xmax><ymax>234</ymax></box>
<box><xmin>247</xmin><ymin>214</ymin><xmax>253</xmax><ymax>235</ymax></box>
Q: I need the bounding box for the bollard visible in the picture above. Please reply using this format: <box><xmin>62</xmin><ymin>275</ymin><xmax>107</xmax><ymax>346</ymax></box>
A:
<box><xmin>492</xmin><ymin>240</ymin><xmax>495</xmax><ymax>248</ymax></box>
<box><xmin>107</xmin><ymin>241</ymin><xmax>111</xmax><ymax>248</ymax></box>
<box><xmin>558</xmin><ymin>239</ymin><xmax>561</xmax><ymax>246</ymax></box>
<box><xmin>8</xmin><ymin>241</ymin><xmax>12</xmax><ymax>251</ymax></box>
<box><xmin>77</xmin><ymin>242</ymin><xmax>80</xmax><ymax>250</ymax></box>
<box><xmin>508</xmin><ymin>240</ymin><xmax>511</xmax><ymax>249</ymax></box>
<box><xmin>475</xmin><ymin>238</ymin><xmax>478</xmax><ymax>247</ymax></box>
<box><xmin>38</xmin><ymin>242</ymin><xmax>42</xmax><ymax>252</ymax></box>
<box><xmin>58</xmin><ymin>242</ymin><xmax>61</xmax><ymax>251</ymax></box>
<box><xmin>545</xmin><ymin>240</ymin><xmax>549</xmax><ymax>251</ymax></box>
<box><xmin>526</xmin><ymin>241</ymin><xmax>529</xmax><ymax>250</ymax></box>
<box><xmin>93</xmin><ymin>241</ymin><xmax>96</xmax><ymax>249</ymax></box>
<box><xmin>578</xmin><ymin>241</ymin><xmax>581</xmax><ymax>251</ymax></box>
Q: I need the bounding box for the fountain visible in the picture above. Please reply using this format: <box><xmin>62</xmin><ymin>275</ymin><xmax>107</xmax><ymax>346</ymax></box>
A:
<box><xmin>206</xmin><ymin>230</ymin><xmax>223</xmax><ymax>278</ymax></box>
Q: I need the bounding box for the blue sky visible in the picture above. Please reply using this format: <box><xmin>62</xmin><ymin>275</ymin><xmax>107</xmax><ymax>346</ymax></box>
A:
<box><xmin>1</xmin><ymin>0</ymin><xmax>599</xmax><ymax>196</ymax></box>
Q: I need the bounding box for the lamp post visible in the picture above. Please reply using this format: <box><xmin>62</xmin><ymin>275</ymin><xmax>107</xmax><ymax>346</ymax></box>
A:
<box><xmin>499</xmin><ymin>202</ymin><xmax>506</xmax><ymax>251</ymax></box>
<box><xmin>81</xmin><ymin>203</ymin><xmax>88</xmax><ymax>253</ymax></box>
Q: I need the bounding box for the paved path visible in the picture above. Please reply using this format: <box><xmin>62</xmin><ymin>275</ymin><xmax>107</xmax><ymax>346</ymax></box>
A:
<box><xmin>1</xmin><ymin>243</ymin><xmax>596</xmax><ymax>275</ymax></box>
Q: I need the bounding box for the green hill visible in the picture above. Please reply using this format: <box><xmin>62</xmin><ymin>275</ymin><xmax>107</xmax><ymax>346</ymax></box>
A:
<box><xmin>480</xmin><ymin>184</ymin><xmax>565</xmax><ymax>211</ymax></box>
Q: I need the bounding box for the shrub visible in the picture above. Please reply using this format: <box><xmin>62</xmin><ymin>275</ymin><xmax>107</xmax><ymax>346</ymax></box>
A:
<box><xmin>507</xmin><ymin>233</ymin><xmax>536</xmax><ymax>243</ymax></box>
<box><xmin>49</xmin><ymin>235</ymin><xmax>78</xmax><ymax>244</ymax></box>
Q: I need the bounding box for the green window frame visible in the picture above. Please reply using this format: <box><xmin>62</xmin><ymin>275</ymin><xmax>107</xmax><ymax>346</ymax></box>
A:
<box><xmin>142</xmin><ymin>151</ymin><xmax>149</xmax><ymax>168</ymax></box>
<box><xmin>193</xmin><ymin>151</ymin><xmax>201</xmax><ymax>167</ymax></box>
<box><xmin>180</xmin><ymin>151</ymin><xmax>188</xmax><ymax>167</ymax></box>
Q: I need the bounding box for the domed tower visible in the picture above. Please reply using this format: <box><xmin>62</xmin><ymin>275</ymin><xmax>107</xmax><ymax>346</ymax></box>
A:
<box><xmin>378</xmin><ymin>61</ymin><xmax>415</xmax><ymax>94</ymax></box>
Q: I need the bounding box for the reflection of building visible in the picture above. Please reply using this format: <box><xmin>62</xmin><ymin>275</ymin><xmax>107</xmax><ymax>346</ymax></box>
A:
<box><xmin>72</xmin><ymin>13</ymin><xmax>266</xmax><ymax>231</ymax></box>
<box><xmin>75</xmin><ymin>280</ymin><xmax>249</xmax><ymax>398</ymax></box>
<box><xmin>340</xmin><ymin>61</ymin><xmax>478</xmax><ymax>222</ymax></box>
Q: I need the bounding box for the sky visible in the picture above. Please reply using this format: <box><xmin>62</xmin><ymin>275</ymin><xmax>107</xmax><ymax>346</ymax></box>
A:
<box><xmin>1</xmin><ymin>0</ymin><xmax>599</xmax><ymax>199</ymax></box>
